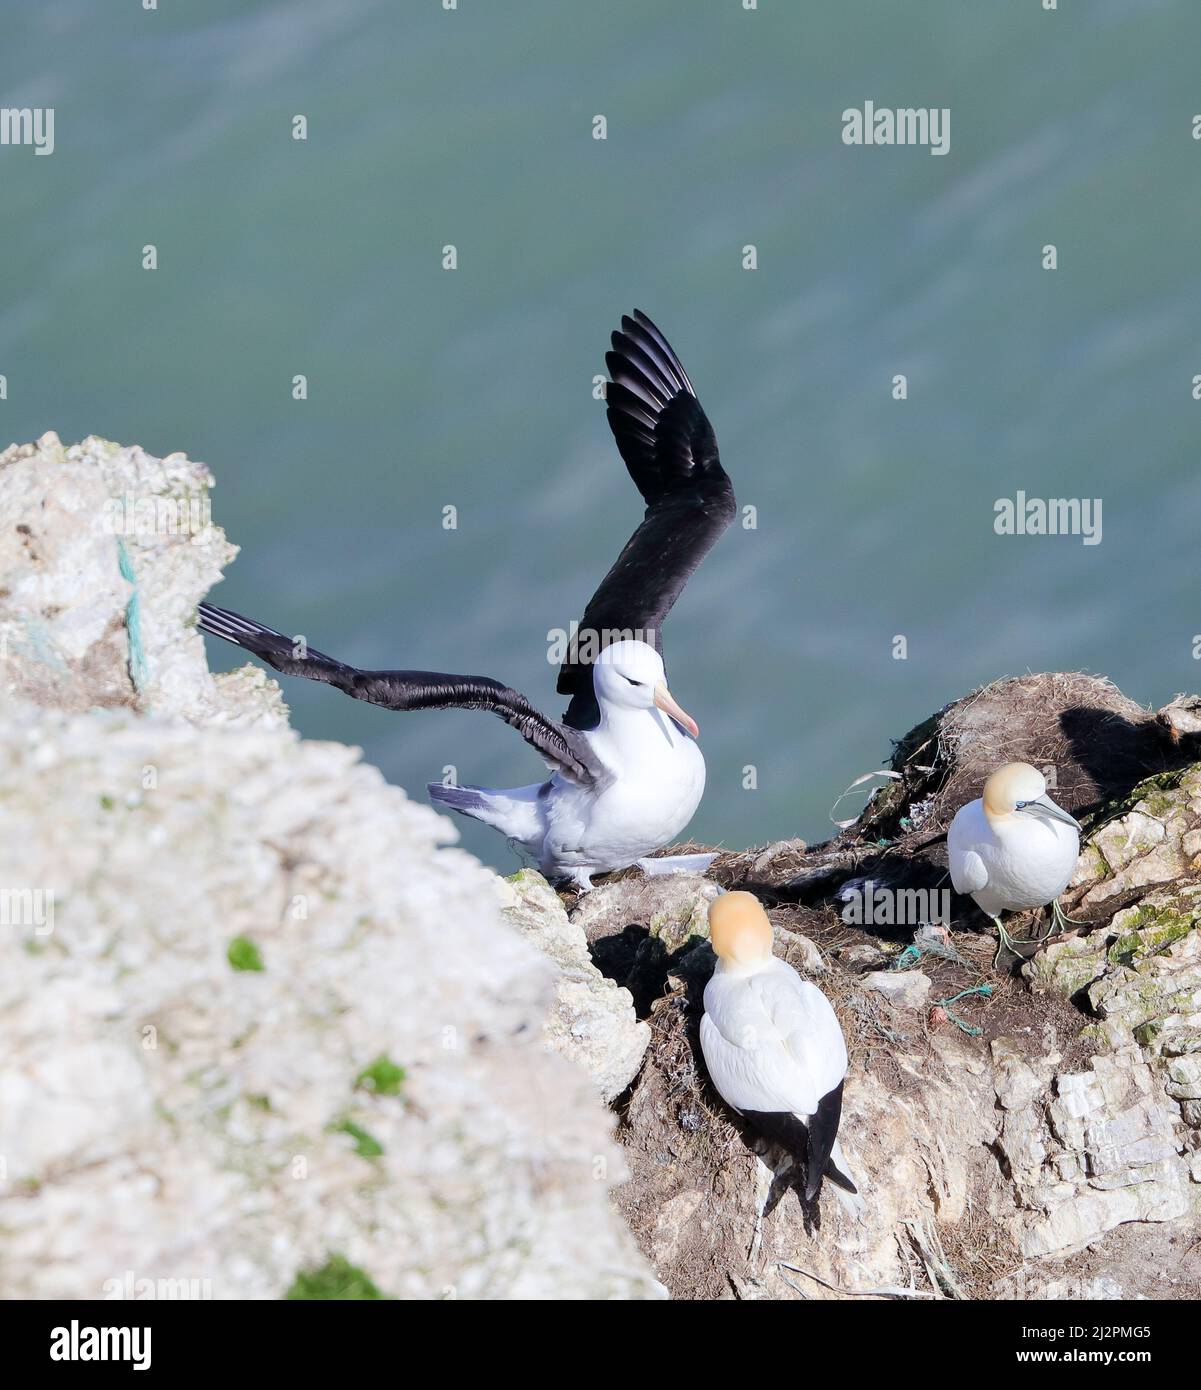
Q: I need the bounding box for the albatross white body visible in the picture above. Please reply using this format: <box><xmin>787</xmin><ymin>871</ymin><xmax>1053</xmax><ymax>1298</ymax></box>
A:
<box><xmin>542</xmin><ymin>690</ymin><xmax>705</xmax><ymax>881</ymax></box>
<box><xmin>432</xmin><ymin>640</ymin><xmax>706</xmax><ymax>890</ymax></box>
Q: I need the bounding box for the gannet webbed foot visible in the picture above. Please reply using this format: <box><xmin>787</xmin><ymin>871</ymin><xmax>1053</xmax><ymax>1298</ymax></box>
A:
<box><xmin>1049</xmin><ymin>898</ymin><xmax>1086</xmax><ymax>935</ymax></box>
<box><xmin>991</xmin><ymin>915</ymin><xmax>1039</xmax><ymax>968</ymax></box>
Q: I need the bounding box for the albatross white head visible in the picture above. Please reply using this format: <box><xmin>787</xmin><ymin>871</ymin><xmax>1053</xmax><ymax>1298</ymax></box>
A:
<box><xmin>592</xmin><ymin>639</ymin><xmax>699</xmax><ymax>737</ymax></box>
<box><xmin>981</xmin><ymin>762</ymin><xmax>1081</xmax><ymax>832</ymax></box>
<box><xmin>708</xmin><ymin>890</ymin><xmax>774</xmax><ymax>972</ymax></box>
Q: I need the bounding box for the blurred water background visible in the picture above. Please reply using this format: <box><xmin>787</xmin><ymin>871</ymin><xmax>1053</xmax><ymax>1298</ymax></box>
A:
<box><xmin>4</xmin><ymin>0</ymin><xmax>1200</xmax><ymax>871</ymax></box>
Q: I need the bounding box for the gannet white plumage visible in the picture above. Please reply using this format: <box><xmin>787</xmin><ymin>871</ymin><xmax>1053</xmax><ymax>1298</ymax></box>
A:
<box><xmin>947</xmin><ymin>761</ymin><xmax>1082</xmax><ymax>962</ymax></box>
<box><xmin>197</xmin><ymin>310</ymin><xmax>735</xmax><ymax>890</ymax></box>
<box><xmin>700</xmin><ymin>892</ymin><xmax>856</xmax><ymax>1203</ymax></box>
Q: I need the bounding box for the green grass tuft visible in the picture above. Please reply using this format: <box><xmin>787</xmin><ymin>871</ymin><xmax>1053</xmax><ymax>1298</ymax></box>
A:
<box><xmin>330</xmin><ymin>1118</ymin><xmax>384</xmax><ymax>1158</ymax></box>
<box><xmin>354</xmin><ymin>1055</ymin><xmax>407</xmax><ymax>1097</ymax></box>
<box><xmin>285</xmin><ymin>1255</ymin><xmax>389</xmax><ymax>1301</ymax></box>
<box><xmin>227</xmin><ymin>936</ymin><xmax>265</xmax><ymax>972</ymax></box>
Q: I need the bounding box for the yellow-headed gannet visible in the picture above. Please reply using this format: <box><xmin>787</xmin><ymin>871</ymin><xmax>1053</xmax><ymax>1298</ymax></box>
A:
<box><xmin>198</xmin><ymin>311</ymin><xmax>734</xmax><ymax>891</ymax></box>
<box><xmin>700</xmin><ymin>892</ymin><xmax>856</xmax><ymax>1202</ymax></box>
<box><xmin>947</xmin><ymin>761</ymin><xmax>1081</xmax><ymax>963</ymax></box>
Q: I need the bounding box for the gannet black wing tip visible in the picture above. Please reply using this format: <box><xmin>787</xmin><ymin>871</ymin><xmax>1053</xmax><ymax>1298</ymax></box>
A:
<box><xmin>804</xmin><ymin>1080</ymin><xmax>847</xmax><ymax>1201</ymax></box>
<box><xmin>822</xmin><ymin>1162</ymin><xmax>858</xmax><ymax>1197</ymax></box>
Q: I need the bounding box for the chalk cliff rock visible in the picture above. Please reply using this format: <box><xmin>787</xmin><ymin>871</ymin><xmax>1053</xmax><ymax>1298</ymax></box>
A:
<box><xmin>0</xmin><ymin>434</ymin><xmax>660</xmax><ymax>1300</ymax></box>
<box><xmin>497</xmin><ymin>869</ymin><xmax>649</xmax><ymax>1102</ymax></box>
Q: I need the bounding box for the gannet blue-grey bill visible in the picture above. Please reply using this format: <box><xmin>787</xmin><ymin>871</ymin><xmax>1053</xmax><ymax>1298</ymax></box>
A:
<box><xmin>948</xmin><ymin>761</ymin><xmax>1082</xmax><ymax>964</ymax></box>
<box><xmin>1015</xmin><ymin>793</ymin><xmax>1081</xmax><ymax>831</ymax></box>
<box><xmin>699</xmin><ymin>892</ymin><xmax>856</xmax><ymax>1203</ymax></box>
<box><xmin>197</xmin><ymin>309</ymin><xmax>733</xmax><ymax>892</ymax></box>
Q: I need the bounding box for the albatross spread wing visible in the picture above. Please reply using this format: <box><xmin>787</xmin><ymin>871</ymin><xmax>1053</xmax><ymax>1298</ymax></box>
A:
<box><xmin>557</xmin><ymin>309</ymin><xmax>735</xmax><ymax>729</ymax></box>
<box><xmin>198</xmin><ymin>601</ymin><xmax>603</xmax><ymax>786</ymax></box>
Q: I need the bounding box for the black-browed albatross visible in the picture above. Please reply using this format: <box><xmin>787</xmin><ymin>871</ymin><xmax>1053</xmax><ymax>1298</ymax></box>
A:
<box><xmin>198</xmin><ymin>310</ymin><xmax>735</xmax><ymax>890</ymax></box>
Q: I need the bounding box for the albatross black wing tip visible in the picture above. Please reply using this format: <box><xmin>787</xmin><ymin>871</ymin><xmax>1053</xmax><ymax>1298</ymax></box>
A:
<box><xmin>558</xmin><ymin>310</ymin><xmax>734</xmax><ymax>712</ymax></box>
<box><xmin>197</xmin><ymin>600</ymin><xmax>345</xmax><ymax>678</ymax></box>
<box><xmin>603</xmin><ymin>311</ymin><xmax>727</xmax><ymax>503</ymax></box>
<box><xmin>629</xmin><ymin>308</ymin><xmax>696</xmax><ymax>394</ymax></box>
<box><xmin>605</xmin><ymin>381</ymin><xmax>662</xmax><ymax>481</ymax></box>
<box><xmin>197</xmin><ymin>601</ymin><xmax>290</xmax><ymax>652</ymax></box>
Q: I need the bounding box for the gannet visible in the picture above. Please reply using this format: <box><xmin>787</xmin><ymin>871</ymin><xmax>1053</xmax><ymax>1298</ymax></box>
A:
<box><xmin>198</xmin><ymin>310</ymin><xmax>735</xmax><ymax>890</ymax></box>
<box><xmin>947</xmin><ymin>761</ymin><xmax>1081</xmax><ymax>962</ymax></box>
<box><xmin>700</xmin><ymin>892</ymin><xmax>856</xmax><ymax>1203</ymax></box>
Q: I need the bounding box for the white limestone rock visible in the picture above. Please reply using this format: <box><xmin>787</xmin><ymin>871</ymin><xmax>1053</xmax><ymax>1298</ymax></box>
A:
<box><xmin>496</xmin><ymin>869</ymin><xmax>650</xmax><ymax>1101</ymax></box>
<box><xmin>0</xmin><ymin>436</ymin><xmax>661</xmax><ymax>1301</ymax></box>
<box><xmin>862</xmin><ymin>969</ymin><xmax>932</xmax><ymax>1010</ymax></box>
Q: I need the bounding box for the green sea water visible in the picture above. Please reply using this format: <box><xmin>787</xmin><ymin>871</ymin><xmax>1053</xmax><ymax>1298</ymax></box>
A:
<box><xmin>4</xmin><ymin>0</ymin><xmax>1200</xmax><ymax>871</ymax></box>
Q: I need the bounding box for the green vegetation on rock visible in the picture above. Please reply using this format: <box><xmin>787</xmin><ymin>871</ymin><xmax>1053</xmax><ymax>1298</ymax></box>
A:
<box><xmin>330</xmin><ymin>1118</ymin><xmax>384</xmax><ymax>1158</ymax></box>
<box><xmin>354</xmin><ymin>1054</ymin><xmax>407</xmax><ymax>1097</ymax></box>
<box><xmin>1107</xmin><ymin>904</ymin><xmax>1196</xmax><ymax>967</ymax></box>
<box><xmin>284</xmin><ymin>1254</ymin><xmax>389</xmax><ymax>1300</ymax></box>
<box><xmin>227</xmin><ymin>936</ymin><xmax>265</xmax><ymax>972</ymax></box>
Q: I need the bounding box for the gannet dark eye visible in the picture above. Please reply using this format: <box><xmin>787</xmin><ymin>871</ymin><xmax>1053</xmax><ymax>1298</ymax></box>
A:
<box><xmin>1016</xmin><ymin>800</ymin><xmax>1029</xmax><ymax>809</ymax></box>
<box><xmin>625</xmin><ymin>677</ymin><xmax>644</xmax><ymax>687</ymax></box>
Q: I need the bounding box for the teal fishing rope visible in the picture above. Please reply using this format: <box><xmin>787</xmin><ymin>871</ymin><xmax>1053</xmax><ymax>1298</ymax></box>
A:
<box><xmin>890</xmin><ymin>944</ymin><xmax>923</xmax><ymax>972</ymax></box>
<box><xmin>889</xmin><ymin>935</ymin><xmax>970</xmax><ymax>972</ymax></box>
<box><xmin>116</xmin><ymin>539</ymin><xmax>148</xmax><ymax>692</ymax></box>
<box><xmin>935</xmin><ymin>984</ymin><xmax>993</xmax><ymax>1036</ymax></box>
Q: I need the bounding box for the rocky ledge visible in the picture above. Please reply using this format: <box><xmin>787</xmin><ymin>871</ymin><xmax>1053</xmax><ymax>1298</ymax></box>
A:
<box><xmin>556</xmin><ymin>675</ymin><xmax>1201</xmax><ymax>1298</ymax></box>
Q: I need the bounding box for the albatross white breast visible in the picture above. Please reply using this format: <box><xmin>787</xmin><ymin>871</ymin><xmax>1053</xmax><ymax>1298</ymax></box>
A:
<box><xmin>700</xmin><ymin>892</ymin><xmax>856</xmax><ymax>1202</ymax></box>
<box><xmin>197</xmin><ymin>309</ymin><xmax>734</xmax><ymax>891</ymax></box>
